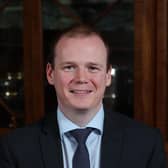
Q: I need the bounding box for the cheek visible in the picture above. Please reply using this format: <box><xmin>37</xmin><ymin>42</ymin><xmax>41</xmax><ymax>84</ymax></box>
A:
<box><xmin>55</xmin><ymin>72</ymin><xmax>73</xmax><ymax>87</ymax></box>
<box><xmin>91</xmin><ymin>74</ymin><xmax>108</xmax><ymax>88</ymax></box>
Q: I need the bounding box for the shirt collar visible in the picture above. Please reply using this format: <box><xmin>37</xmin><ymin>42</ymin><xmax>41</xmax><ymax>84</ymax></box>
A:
<box><xmin>57</xmin><ymin>105</ymin><xmax>104</xmax><ymax>139</ymax></box>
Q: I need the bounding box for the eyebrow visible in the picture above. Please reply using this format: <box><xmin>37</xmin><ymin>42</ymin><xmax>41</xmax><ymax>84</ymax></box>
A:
<box><xmin>87</xmin><ymin>62</ymin><xmax>104</xmax><ymax>68</ymax></box>
<box><xmin>59</xmin><ymin>61</ymin><xmax>104</xmax><ymax>67</ymax></box>
<box><xmin>59</xmin><ymin>62</ymin><xmax>76</xmax><ymax>66</ymax></box>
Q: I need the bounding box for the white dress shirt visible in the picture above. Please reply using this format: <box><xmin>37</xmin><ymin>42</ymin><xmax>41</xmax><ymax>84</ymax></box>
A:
<box><xmin>57</xmin><ymin>105</ymin><xmax>104</xmax><ymax>168</ymax></box>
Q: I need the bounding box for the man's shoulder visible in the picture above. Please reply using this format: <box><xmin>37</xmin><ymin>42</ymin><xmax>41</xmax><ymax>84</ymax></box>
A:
<box><xmin>0</xmin><ymin>120</ymin><xmax>43</xmax><ymax>144</ymax></box>
<box><xmin>110</xmin><ymin>111</ymin><xmax>161</xmax><ymax>138</ymax></box>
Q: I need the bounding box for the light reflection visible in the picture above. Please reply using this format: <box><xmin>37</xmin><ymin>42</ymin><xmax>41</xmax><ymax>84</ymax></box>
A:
<box><xmin>5</xmin><ymin>91</ymin><xmax>10</xmax><ymax>97</ymax></box>
<box><xmin>111</xmin><ymin>68</ymin><xmax>116</xmax><ymax>76</ymax></box>
<box><xmin>111</xmin><ymin>93</ymin><xmax>116</xmax><ymax>99</ymax></box>
<box><xmin>17</xmin><ymin>72</ymin><xmax>23</xmax><ymax>80</ymax></box>
<box><xmin>4</xmin><ymin>81</ymin><xmax>9</xmax><ymax>86</ymax></box>
<box><xmin>7</xmin><ymin>73</ymin><xmax>12</xmax><ymax>80</ymax></box>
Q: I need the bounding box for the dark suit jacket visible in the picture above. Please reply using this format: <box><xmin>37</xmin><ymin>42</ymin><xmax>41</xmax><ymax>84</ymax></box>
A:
<box><xmin>0</xmin><ymin>109</ymin><xmax>166</xmax><ymax>168</ymax></box>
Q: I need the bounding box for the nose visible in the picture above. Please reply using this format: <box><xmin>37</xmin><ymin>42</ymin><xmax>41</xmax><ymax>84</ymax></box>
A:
<box><xmin>74</xmin><ymin>68</ymin><xmax>88</xmax><ymax>84</ymax></box>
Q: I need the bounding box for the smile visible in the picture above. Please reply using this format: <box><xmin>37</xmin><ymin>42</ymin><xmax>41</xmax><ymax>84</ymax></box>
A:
<box><xmin>69</xmin><ymin>90</ymin><xmax>92</xmax><ymax>94</ymax></box>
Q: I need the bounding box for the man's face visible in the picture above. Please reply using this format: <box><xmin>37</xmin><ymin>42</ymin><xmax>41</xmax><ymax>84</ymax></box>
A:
<box><xmin>46</xmin><ymin>35</ymin><xmax>111</xmax><ymax>113</ymax></box>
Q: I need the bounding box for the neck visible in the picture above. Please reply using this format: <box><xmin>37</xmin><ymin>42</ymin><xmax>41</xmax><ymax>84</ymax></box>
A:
<box><xmin>58</xmin><ymin>105</ymin><xmax>102</xmax><ymax>127</ymax></box>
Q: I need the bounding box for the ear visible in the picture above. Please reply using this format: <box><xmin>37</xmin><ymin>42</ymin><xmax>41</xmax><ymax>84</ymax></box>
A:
<box><xmin>106</xmin><ymin>66</ymin><xmax>112</xmax><ymax>87</ymax></box>
<box><xmin>46</xmin><ymin>63</ymin><xmax>54</xmax><ymax>85</ymax></box>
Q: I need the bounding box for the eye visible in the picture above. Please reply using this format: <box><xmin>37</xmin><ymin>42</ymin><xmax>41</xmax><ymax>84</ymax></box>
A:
<box><xmin>63</xmin><ymin>65</ymin><xmax>75</xmax><ymax>72</ymax></box>
<box><xmin>88</xmin><ymin>66</ymin><xmax>100</xmax><ymax>72</ymax></box>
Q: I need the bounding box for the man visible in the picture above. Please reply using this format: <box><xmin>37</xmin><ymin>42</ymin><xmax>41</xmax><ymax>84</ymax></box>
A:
<box><xmin>0</xmin><ymin>25</ymin><xmax>166</xmax><ymax>168</ymax></box>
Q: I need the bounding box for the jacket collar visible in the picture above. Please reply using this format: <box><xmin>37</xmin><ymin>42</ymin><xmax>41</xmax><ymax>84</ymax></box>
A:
<box><xmin>100</xmin><ymin>108</ymin><xmax>124</xmax><ymax>168</ymax></box>
<box><xmin>40</xmin><ymin>112</ymin><xmax>64</xmax><ymax>168</ymax></box>
<box><xmin>40</xmin><ymin>109</ymin><xmax>124</xmax><ymax>168</ymax></box>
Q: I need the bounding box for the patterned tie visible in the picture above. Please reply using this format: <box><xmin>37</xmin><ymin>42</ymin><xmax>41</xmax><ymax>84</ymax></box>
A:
<box><xmin>70</xmin><ymin>128</ymin><xmax>93</xmax><ymax>168</ymax></box>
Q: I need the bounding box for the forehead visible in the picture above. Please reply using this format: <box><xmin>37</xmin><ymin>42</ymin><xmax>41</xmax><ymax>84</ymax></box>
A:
<box><xmin>54</xmin><ymin>35</ymin><xmax>108</xmax><ymax>63</ymax></box>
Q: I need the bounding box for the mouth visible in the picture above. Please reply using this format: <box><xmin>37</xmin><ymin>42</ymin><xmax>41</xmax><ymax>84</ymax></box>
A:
<box><xmin>69</xmin><ymin>90</ymin><xmax>92</xmax><ymax>94</ymax></box>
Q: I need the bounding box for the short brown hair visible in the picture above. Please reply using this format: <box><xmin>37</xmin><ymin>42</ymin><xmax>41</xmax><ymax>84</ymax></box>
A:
<box><xmin>47</xmin><ymin>24</ymin><xmax>111</xmax><ymax>71</ymax></box>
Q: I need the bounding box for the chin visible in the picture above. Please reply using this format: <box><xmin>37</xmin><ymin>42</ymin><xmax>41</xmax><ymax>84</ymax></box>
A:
<box><xmin>74</xmin><ymin>106</ymin><xmax>90</xmax><ymax>110</ymax></box>
<box><xmin>69</xmin><ymin>101</ymin><xmax>101</xmax><ymax>112</ymax></box>
<box><xmin>72</xmin><ymin>105</ymin><xmax>92</xmax><ymax>112</ymax></box>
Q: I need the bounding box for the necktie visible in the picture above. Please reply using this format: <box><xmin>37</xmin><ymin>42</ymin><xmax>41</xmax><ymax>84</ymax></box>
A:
<box><xmin>70</xmin><ymin>128</ymin><xmax>93</xmax><ymax>168</ymax></box>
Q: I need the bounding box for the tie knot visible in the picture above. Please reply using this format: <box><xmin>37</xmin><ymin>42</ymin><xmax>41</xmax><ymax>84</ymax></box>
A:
<box><xmin>70</xmin><ymin>128</ymin><xmax>93</xmax><ymax>144</ymax></box>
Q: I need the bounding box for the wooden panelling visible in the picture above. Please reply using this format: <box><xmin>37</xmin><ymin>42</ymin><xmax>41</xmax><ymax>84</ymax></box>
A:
<box><xmin>134</xmin><ymin>0</ymin><xmax>156</xmax><ymax>126</ymax></box>
<box><xmin>155</xmin><ymin>0</ymin><xmax>168</xmax><ymax>141</ymax></box>
<box><xmin>0</xmin><ymin>128</ymin><xmax>11</xmax><ymax>136</ymax></box>
<box><xmin>166</xmin><ymin>144</ymin><xmax>168</xmax><ymax>154</ymax></box>
<box><xmin>23</xmin><ymin>0</ymin><xmax>44</xmax><ymax>124</ymax></box>
<box><xmin>134</xmin><ymin>0</ymin><xmax>168</xmax><ymax>155</ymax></box>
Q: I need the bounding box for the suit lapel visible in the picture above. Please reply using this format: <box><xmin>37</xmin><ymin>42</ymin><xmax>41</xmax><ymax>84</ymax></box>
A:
<box><xmin>101</xmin><ymin>109</ymin><xmax>124</xmax><ymax>168</ymax></box>
<box><xmin>39</xmin><ymin>112</ymin><xmax>64</xmax><ymax>168</ymax></box>
<box><xmin>38</xmin><ymin>109</ymin><xmax>124</xmax><ymax>168</ymax></box>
